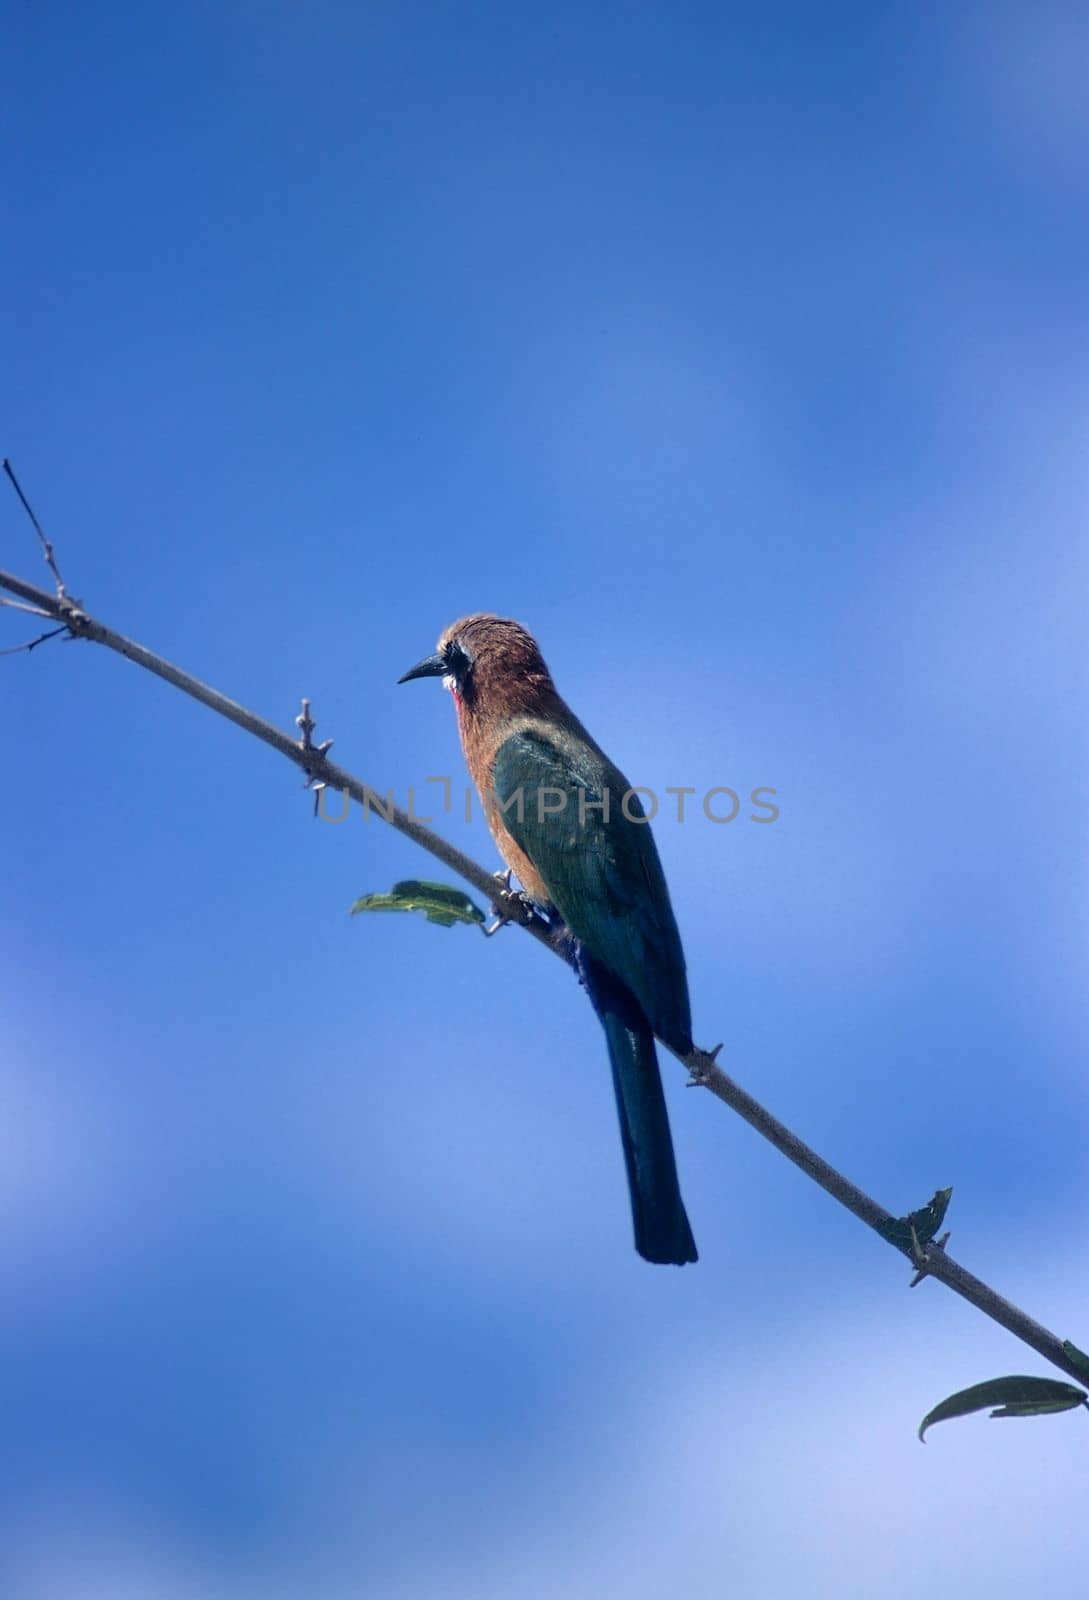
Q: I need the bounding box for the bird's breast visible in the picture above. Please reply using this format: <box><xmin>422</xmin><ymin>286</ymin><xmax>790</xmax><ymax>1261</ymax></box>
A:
<box><xmin>455</xmin><ymin>703</ymin><xmax>551</xmax><ymax>906</ymax></box>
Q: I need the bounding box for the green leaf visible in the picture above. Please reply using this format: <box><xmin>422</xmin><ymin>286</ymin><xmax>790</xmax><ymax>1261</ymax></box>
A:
<box><xmin>350</xmin><ymin>878</ymin><xmax>487</xmax><ymax>929</ymax></box>
<box><xmin>877</xmin><ymin>1186</ymin><xmax>953</xmax><ymax>1257</ymax></box>
<box><xmin>1062</xmin><ymin>1340</ymin><xmax>1089</xmax><ymax>1382</ymax></box>
<box><xmin>918</xmin><ymin>1375</ymin><xmax>1088</xmax><ymax>1442</ymax></box>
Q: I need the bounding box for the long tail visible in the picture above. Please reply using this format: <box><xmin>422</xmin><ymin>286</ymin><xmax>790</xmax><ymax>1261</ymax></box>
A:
<box><xmin>579</xmin><ymin>951</ymin><xmax>698</xmax><ymax>1265</ymax></box>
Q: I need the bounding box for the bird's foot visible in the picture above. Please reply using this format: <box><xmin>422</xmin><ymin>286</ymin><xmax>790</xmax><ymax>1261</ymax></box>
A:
<box><xmin>483</xmin><ymin>870</ymin><xmax>535</xmax><ymax>937</ymax></box>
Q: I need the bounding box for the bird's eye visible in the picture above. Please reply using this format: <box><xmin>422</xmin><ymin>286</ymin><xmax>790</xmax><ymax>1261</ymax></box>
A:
<box><xmin>444</xmin><ymin>642</ymin><xmax>472</xmax><ymax>679</ymax></box>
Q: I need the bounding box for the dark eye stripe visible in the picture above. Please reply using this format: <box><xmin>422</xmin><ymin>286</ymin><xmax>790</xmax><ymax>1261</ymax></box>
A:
<box><xmin>444</xmin><ymin>641</ymin><xmax>472</xmax><ymax>677</ymax></box>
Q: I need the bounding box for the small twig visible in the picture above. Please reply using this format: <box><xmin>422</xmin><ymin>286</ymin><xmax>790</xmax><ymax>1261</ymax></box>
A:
<box><xmin>296</xmin><ymin>698</ymin><xmax>334</xmax><ymax>763</ymax></box>
<box><xmin>0</xmin><ymin>624</ymin><xmax>68</xmax><ymax>657</ymax></box>
<box><xmin>3</xmin><ymin>459</ymin><xmax>68</xmax><ymax>597</ymax></box>
<box><xmin>296</xmin><ymin>697</ymin><xmax>318</xmax><ymax>751</ymax></box>
<box><xmin>1</xmin><ymin>594</ymin><xmax>55</xmax><ymax>620</ymax></box>
<box><xmin>0</xmin><ymin>587</ymin><xmax>70</xmax><ymax>654</ymax></box>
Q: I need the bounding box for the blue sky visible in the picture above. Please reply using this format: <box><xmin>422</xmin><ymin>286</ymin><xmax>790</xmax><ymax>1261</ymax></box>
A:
<box><xmin>4</xmin><ymin>3</ymin><xmax>1089</xmax><ymax>1595</ymax></box>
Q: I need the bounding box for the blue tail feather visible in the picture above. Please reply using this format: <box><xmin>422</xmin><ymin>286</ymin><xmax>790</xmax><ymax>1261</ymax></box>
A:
<box><xmin>577</xmin><ymin>946</ymin><xmax>698</xmax><ymax>1266</ymax></box>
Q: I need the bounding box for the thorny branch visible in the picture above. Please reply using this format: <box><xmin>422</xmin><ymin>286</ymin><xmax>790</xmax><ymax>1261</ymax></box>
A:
<box><xmin>2</xmin><ymin>486</ymin><xmax>1086</xmax><ymax>1393</ymax></box>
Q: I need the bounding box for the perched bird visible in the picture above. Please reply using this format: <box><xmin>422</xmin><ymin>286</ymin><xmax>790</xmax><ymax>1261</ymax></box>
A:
<box><xmin>399</xmin><ymin>614</ymin><xmax>697</xmax><ymax>1265</ymax></box>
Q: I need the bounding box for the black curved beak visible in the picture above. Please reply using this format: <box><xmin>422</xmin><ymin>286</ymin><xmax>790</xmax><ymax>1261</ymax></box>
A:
<box><xmin>397</xmin><ymin>652</ymin><xmax>445</xmax><ymax>685</ymax></box>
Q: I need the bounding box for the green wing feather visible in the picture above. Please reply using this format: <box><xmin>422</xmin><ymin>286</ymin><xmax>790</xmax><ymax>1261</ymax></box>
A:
<box><xmin>492</xmin><ymin>727</ymin><xmax>692</xmax><ymax>1053</ymax></box>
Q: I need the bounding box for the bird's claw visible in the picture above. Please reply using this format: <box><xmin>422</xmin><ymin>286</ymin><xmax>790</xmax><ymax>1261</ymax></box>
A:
<box><xmin>483</xmin><ymin>873</ymin><xmax>534</xmax><ymax>936</ymax></box>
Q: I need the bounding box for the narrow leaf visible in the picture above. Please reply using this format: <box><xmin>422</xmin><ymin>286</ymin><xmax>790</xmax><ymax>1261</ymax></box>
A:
<box><xmin>350</xmin><ymin>878</ymin><xmax>487</xmax><ymax>929</ymax></box>
<box><xmin>877</xmin><ymin>1186</ymin><xmax>953</xmax><ymax>1256</ymax></box>
<box><xmin>918</xmin><ymin>1375</ymin><xmax>1088</xmax><ymax>1442</ymax></box>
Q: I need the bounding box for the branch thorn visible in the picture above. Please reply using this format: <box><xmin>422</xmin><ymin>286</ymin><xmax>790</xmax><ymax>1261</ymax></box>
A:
<box><xmin>685</xmin><ymin>1040</ymin><xmax>723</xmax><ymax>1086</ymax></box>
<box><xmin>909</xmin><ymin>1228</ymin><xmax>951</xmax><ymax>1288</ymax></box>
<box><xmin>296</xmin><ymin>697</ymin><xmax>336</xmax><ymax>799</ymax></box>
